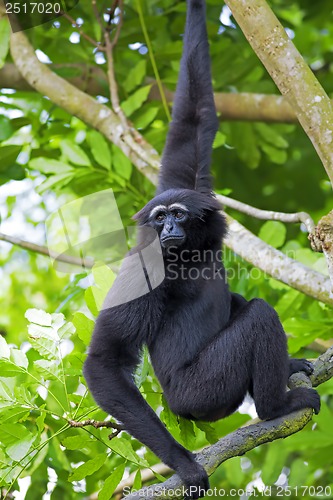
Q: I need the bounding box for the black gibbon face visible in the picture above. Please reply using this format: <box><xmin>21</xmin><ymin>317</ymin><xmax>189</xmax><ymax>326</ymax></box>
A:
<box><xmin>149</xmin><ymin>203</ymin><xmax>189</xmax><ymax>248</ymax></box>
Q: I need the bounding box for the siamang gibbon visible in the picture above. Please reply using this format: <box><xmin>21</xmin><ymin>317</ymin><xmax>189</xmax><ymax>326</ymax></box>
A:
<box><xmin>83</xmin><ymin>0</ymin><xmax>320</xmax><ymax>498</ymax></box>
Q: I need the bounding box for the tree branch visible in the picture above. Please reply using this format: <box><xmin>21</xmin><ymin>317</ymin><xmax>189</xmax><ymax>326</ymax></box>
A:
<box><xmin>102</xmin><ymin>0</ymin><xmax>130</xmax><ymax>129</ymax></box>
<box><xmin>219</xmin><ymin>195</ymin><xmax>315</xmax><ymax>232</ymax></box>
<box><xmin>221</xmin><ymin>208</ymin><xmax>333</xmax><ymax>307</ymax></box>
<box><xmin>0</xmin><ymin>232</ymin><xmax>94</xmax><ymax>268</ymax></box>
<box><xmin>225</xmin><ymin>0</ymin><xmax>333</xmax><ymax>187</ymax></box>
<box><xmin>0</xmin><ymin>62</ymin><xmax>312</xmax><ymax>123</ymax></box>
<box><xmin>68</xmin><ymin>418</ymin><xmax>123</xmax><ymax>430</ymax></box>
<box><xmin>61</xmin><ymin>12</ymin><xmax>101</xmax><ymax>48</ymax></box>
<box><xmin>68</xmin><ymin>418</ymin><xmax>123</xmax><ymax>439</ymax></box>
<box><xmin>148</xmin><ymin>82</ymin><xmax>299</xmax><ymax>123</ymax></box>
<box><xmin>122</xmin><ymin>346</ymin><xmax>333</xmax><ymax>499</ymax></box>
<box><xmin>0</xmin><ymin>63</ymin><xmax>109</xmax><ymax>94</ymax></box>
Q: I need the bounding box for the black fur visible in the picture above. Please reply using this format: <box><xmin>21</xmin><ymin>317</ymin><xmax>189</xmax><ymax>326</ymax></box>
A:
<box><xmin>83</xmin><ymin>1</ymin><xmax>320</xmax><ymax>498</ymax></box>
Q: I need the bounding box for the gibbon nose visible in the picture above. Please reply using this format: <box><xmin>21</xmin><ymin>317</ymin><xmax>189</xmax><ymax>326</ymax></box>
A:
<box><xmin>164</xmin><ymin>220</ymin><xmax>173</xmax><ymax>232</ymax></box>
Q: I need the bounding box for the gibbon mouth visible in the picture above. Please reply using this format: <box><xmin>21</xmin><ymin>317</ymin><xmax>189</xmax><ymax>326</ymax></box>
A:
<box><xmin>160</xmin><ymin>235</ymin><xmax>185</xmax><ymax>247</ymax></box>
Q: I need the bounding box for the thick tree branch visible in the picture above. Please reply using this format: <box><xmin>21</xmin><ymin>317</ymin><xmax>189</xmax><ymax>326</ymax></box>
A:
<box><xmin>310</xmin><ymin>345</ymin><xmax>333</xmax><ymax>387</ymax></box>
<box><xmin>125</xmin><ymin>413</ymin><xmax>311</xmax><ymax>499</ymax></box>
<box><xmin>0</xmin><ymin>63</ymin><xmax>313</xmax><ymax>123</ymax></box>
<box><xmin>149</xmin><ymin>82</ymin><xmax>299</xmax><ymax>123</ymax></box>
<box><xmin>225</xmin><ymin>0</ymin><xmax>333</xmax><ymax>187</ymax></box>
<box><xmin>222</xmin><ymin>209</ymin><xmax>333</xmax><ymax>307</ymax></box>
<box><xmin>0</xmin><ymin>63</ymin><xmax>109</xmax><ymax>95</ymax></box>
<box><xmin>122</xmin><ymin>347</ymin><xmax>333</xmax><ymax>499</ymax></box>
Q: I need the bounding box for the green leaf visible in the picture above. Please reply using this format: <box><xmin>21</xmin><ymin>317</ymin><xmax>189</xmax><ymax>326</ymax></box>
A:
<box><xmin>27</xmin><ymin>323</ymin><xmax>59</xmax><ymax>360</ymax></box>
<box><xmin>0</xmin><ymin>163</ymin><xmax>25</xmax><ymax>181</ymax></box>
<box><xmin>92</xmin><ymin>264</ymin><xmax>116</xmax><ymax>293</ymax></box>
<box><xmin>60</xmin><ymin>139</ymin><xmax>91</xmax><ymax>166</ymax></box>
<box><xmin>66</xmin><ymin>352</ymin><xmax>85</xmax><ymax>376</ymax></box>
<box><xmin>132</xmin><ymin>469</ymin><xmax>142</xmax><ymax>491</ymax></box>
<box><xmin>0</xmin><ymin>145</ymin><xmax>22</xmax><ymax>172</ymax></box>
<box><xmin>254</xmin><ymin>123</ymin><xmax>288</xmax><ymax>148</ymax></box>
<box><xmin>36</xmin><ymin>410</ymin><xmax>46</xmax><ymax>434</ymax></box>
<box><xmin>0</xmin><ymin>116</ymin><xmax>13</xmax><ymax>141</ymax></box>
<box><xmin>98</xmin><ymin>463</ymin><xmax>126</xmax><ymax>500</ymax></box>
<box><xmin>122</xmin><ymin>85</ymin><xmax>152</xmax><ymax>117</ymax></box>
<box><xmin>276</xmin><ymin>6</ymin><xmax>304</xmax><ymax>27</ymax></box>
<box><xmin>72</xmin><ymin>312</ymin><xmax>95</xmax><ymax>345</ymax></box>
<box><xmin>160</xmin><ymin>396</ymin><xmax>179</xmax><ymax>433</ymax></box>
<box><xmin>36</xmin><ymin>172</ymin><xmax>74</xmax><ymax>194</ymax></box>
<box><xmin>112</xmin><ymin>146</ymin><xmax>132</xmax><ymax>180</ymax></box>
<box><xmin>212</xmin><ymin>131</ymin><xmax>226</xmax><ymax>149</ymax></box>
<box><xmin>285</xmin><ymin>318</ymin><xmax>332</xmax><ymax>353</ymax></box>
<box><xmin>11</xmin><ymin>117</ymin><xmax>31</xmax><ymax>131</ymax></box>
<box><xmin>231</xmin><ymin>123</ymin><xmax>260</xmax><ymax>169</ymax></box>
<box><xmin>275</xmin><ymin>289</ymin><xmax>304</xmax><ymax>322</ymax></box>
<box><xmin>29</xmin><ymin>158</ymin><xmax>73</xmax><ymax>175</ymax></box>
<box><xmin>194</xmin><ymin>421</ymin><xmax>218</xmax><ymax>445</ymax></box>
<box><xmin>58</xmin><ymin>321</ymin><xmax>75</xmax><ymax>339</ymax></box>
<box><xmin>25</xmin><ymin>310</ymin><xmax>67</xmax><ymax>359</ymax></box>
<box><xmin>0</xmin><ymin>335</ymin><xmax>10</xmax><ymax>358</ymax></box>
<box><xmin>134</xmin><ymin>106</ymin><xmax>159</xmax><ymax>129</ymax></box>
<box><xmin>258</xmin><ymin>221</ymin><xmax>286</xmax><ymax>248</ymax></box>
<box><xmin>0</xmin><ymin>18</ymin><xmax>10</xmax><ymax>68</ymax></box>
<box><xmin>84</xmin><ymin>286</ymin><xmax>99</xmax><ymax>317</ymax></box>
<box><xmin>34</xmin><ymin>359</ymin><xmax>61</xmax><ymax>381</ymax></box>
<box><xmin>62</xmin><ymin>434</ymin><xmax>94</xmax><ymax>450</ymax></box>
<box><xmin>288</xmin><ymin>458</ymin><xmax>310</xmax><ymax>488</ymax></box>
<box><xmin>0</xmin><ymin>359</ymin><xmax>24</xmax><ymax>377</ymax></box>
<box><xmin>135</xmin><ymin>347</ymin><xmax>150</xmax><ymax>388</ymax></box>
<box><xmin>261</xmin><ymin>143</ymin><xmax>287</xmax><ymax>164</ymax></box>
<box><xmin>179</xmin><ymin>418</ymin><xmax>196</xmax><ymax>449</ymax></box>
<box><xmin>87</xmin><ymin>130</ymin><xmax>112</xmax><ymax>170</ymax></box>
<box><xmin>0</xmin><ymin>406</ymin><xmax>30</xmax><ymax>424</ymax></box>
<box><xmin>224</xmin><ymin>457</ymin><xmax>243</xmax><ymax>488</ymax></box>
<box><xmin>25</xmin><ymin>309</ymin><xmax>53</xmax><ymax>326</ymax></box>
<box><xmin>69</xmin><ymin>453</ymin><xmax>106</xmax><ymax>481</ymax></box>
<box><xmin>153</xmin><ymin>470</ymin><xmax>167</xmax><ymax>482</ymax></box>
<box><xmin>0</xmin><ymin>380</ymin><xmax>14</xmax><ymax>405</ymax></box>
<box><xmin>108</xmin><ymin>437</ymin><xmax>148</xmax><ymax>466</ymax></box>
<box><xmin>11</xmin><ymin>349</ymin><xmax>28</xmax><ymax>370</ymax></box>
<box><xmin>1</xmin><ymin>423</ymin><xmax>35</xmax><ymax>461</ymax></box>
<box><xmin>124</xmin><ymin>60</ymin><xmax>147</xmax><ymax>93</ymax></box>
<box><xmin>261</xmin><ymin>441</ymin><xmax>288</xmax><ymax>484</ymax></box>
<box><xmin>29</xmin><ymin>335</ymin><xmax>58</xmax><ymax>359</ymax></box>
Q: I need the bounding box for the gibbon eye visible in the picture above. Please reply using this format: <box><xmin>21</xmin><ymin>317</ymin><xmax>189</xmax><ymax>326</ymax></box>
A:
<box><xmin>174</xmin><ymin>211</ymin><xmax>184</xmax><ymax>219</ymax></box>
<box><xmin>156</xmin><ymin>213</ymin><xmax>166</xmax><ymax>222</ymax></box>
